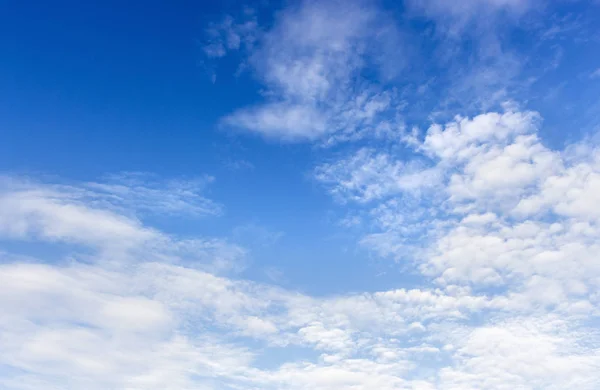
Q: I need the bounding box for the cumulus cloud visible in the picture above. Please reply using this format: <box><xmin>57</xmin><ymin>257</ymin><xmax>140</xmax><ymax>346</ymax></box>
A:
<box><xmin>3</xmin><ymin>1</ymin><xmax>600</xmax><ymax>388</ymax></box>
<box><xmin>317</xmin><ymin>109</ymin><xmax>600</xmax><ymax>274</ymax></box>
<box><xmin>315</xmin><ymin>107</ymin><xmax>600</xmax><ymax>385</ymax></box>
<box><xmin>7</xmin><ymin>173</ymin><xmax>597</xmax><ymax>388</ymax></box>
<box><xmin>437</xmin><ymin>315</ymin><xmax>600</xmax><ymax>389</ymax></box>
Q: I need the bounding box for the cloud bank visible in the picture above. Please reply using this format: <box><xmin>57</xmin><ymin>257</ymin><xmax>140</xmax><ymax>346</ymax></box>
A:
<box><xmin>3</xmin><ymin>0</ymin><xmax>600</xmax><ymax>388</ymax></box>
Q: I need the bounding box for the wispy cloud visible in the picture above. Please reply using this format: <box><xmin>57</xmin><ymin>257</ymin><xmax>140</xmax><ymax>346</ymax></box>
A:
<box><xmin>4</xmin><ymin>167</ymin><xmax>599</xmax><ymax>388</ymax></box>
<box><xmin>206</xmin><ymin>0</ymin><xmax>577</xmax><ymax>142</ymax></box>
<box><xmin>407</xmin><ymin>0</ymin><xmax>532</xmax><ymax>36</ymax></box>
<box><xmin>0</xmin><ymin>176</ymin><xmax>157</xmax><ymax>252</ymax></box>
<box><xmin>232</xmin><ymin>223</ymin><xmax>283</xmax><ymax>248</ymax></box>
<box><xmin>210</xmin><ymin>0</ymin><xmax>405</xmax><ymax>143</ymax></box>
<box><xmin>315</xmin><ymin>148</ymin><xmax>442</xmax><ymax>203</ymax></box>
<box><xmin>3</xmin><ymin>0</ymin><xmax>600</xmax><ymax>388</ymax></box>
<box><xmin>203</xmin><ymin>13</ymin><xmax>258</xmax><ymax>59</ymax></box>
<box><xmin>86</xmin><ymin>172</ymin><xmax>223</xmax><ymax>217</ymax></box>
<box><xmin>4</xmin><ymin>105</ymin><xmax>600</xmax><ymax>388</ymax></box>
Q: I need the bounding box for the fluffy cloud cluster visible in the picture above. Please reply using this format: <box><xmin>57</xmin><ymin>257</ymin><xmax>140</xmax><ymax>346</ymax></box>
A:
<box><xmin>3</xmin><ymin>0</ymin><xmax>600</xmax><ymax>388</ymax></box>
<box><xmin>0</xmin><ymin>179</ymin><xmax>466</xmax><ymax>388</ymax></box>
<box><xmin>3</xmin><ymin>107</ymin><xmax>600</xmax><ymax>388</ymax></box>
<box><xmin>315</xmin><ymin>108</ymin><xmax>600</xmax><ymax>388</ymax></box>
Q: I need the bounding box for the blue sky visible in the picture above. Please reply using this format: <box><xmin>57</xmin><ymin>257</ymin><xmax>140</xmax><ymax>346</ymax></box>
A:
<box><xmin>1</xmin><ymin>0</ymin><xmax>600</xmax><ymax>389</ymax></box>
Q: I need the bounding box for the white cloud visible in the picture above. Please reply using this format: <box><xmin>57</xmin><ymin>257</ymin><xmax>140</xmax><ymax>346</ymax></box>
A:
<box><xmin>408</xmin><ymin>0</ymin><xmax>532</xmax><ymax>35</ymax></box>
<box><xmin>315</xmin><ymin>148</ymin><xmax>441</xmax><ymax>203</ymax></box>
<box><xmin>86</xmin><ymin>172</ymin><xmax>223</xmax><ymax>217</ymax></box>
<box><xmin>315</xmin><ymin>110</ymin><xmax>558</xmax><ymax>209</ymax></box>
<box><xmin>11</xmin><ymin>174</ymin><xmax>594</xmax><ymax>388</ymax></box>
<box><xmin>14</xmin><ymin>175</ymin><xmax>595</xmax><ymax>390</ymax></box>
<box><xmin>4</xmin><ymin>0</ymin><xmax>600</xmax><ymax>388</ymax></box>
<box><xmin>203</xmin><ymin>13</ymin><xmax>258</xmax><ymax>59</ymax></box>
<box><xmin>0</xmin><ymin>177</ymin><xmax>157</xmax><ymax>251</ymax></box>
<box><xmin>425</xmin><ymin>217</ymin><xmax>600</xmax><ymax>294</ymax></box>
<box><xmin>403</xmin><ymin>0</ymin><xmax>544</xmax><ymax>118</ymax></box>
<box><xmin>438</xmin><ymin>316</ymin><xmax>600</xmax><ymax>389</ymax></box>
<box><xmin>0</xmin><ymin>262</ymin><xmax>256</xmax><ymax>390</ymax></box>
<box><xmin>224</xmin><ymin>103</ymin><xmax>328</xmax><ymax>141</ymax></box>
<box><xmin>214</xmin><ymin>0</ymin><xmax>405</xmax><ymax>143</ymax></box>
<box><xmin>315</xmin><ymin>108</ymin><xmax>600</xmax><ymax>385</ymax></box>
<box><xmin>0</xmin><ymin>175</ymin><xmax>519</xmax><ymax>389</ymax></box>
<box><xmin>513</xmin><ymin>148</ymin><xmax>600</xmax><ymax>221</ymax></box>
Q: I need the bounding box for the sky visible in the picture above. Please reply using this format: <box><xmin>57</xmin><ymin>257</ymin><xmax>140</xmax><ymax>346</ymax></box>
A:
<box><xmin>1</xmin><ymin>0</ymin><xmax>600</xmax><ymax>388</ymax></box>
